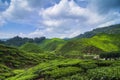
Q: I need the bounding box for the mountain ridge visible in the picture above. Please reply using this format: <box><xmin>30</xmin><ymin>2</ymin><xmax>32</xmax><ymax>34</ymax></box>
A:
<box><xmin>75</xmin><ymin>24</ymin><xmax>120</xmax><ymax>38</ymax></box>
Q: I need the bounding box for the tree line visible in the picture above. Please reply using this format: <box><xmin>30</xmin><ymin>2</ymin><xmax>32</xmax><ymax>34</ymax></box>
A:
<box><xmin>100</xmin><ymin>51</ymin><xmax>120</xmax><ymax>60</ymax></box>
<box><xmin>0</xmin><ymin>36</ymin><xmax>46</xmax><ymax>46</ymax></box>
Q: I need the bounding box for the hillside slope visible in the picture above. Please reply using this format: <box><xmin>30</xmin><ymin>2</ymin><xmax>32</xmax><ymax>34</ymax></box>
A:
<box><xmin>39</xmin><ymin>38</ymin><xmax>66</xmax><ymax>51</ymax></box>
<box><xmin>20</xmin><ymin>42</ymin><xmax>44</xmax><ymax>53</ymax></box>
<box><xmin>0</xmin><ymin>44</ymin><xmax>42</xmax><ymax>68</ymax></box>
<box><xmin>75</xmin><ymin>24</ymin><xmax>120</xmax><ymax>38</ymax></box>
<box><xmin>58</xmin><ymin>34</ymin><xmax>120</xmax><ymax>57</ymax></box>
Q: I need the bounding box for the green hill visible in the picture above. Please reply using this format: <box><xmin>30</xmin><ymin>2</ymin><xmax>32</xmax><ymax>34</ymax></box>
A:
<box><xmin>0</xmin><ymin>44</ymin><xmax>42</xmax><ymax>79</ymax></box>
<box><xmin>0</xmin><ymin>44</ymin><xmax>42</xmax><ymax>68</ymax></box>
<box><xmin>58</xmin><ymin>33</ymin><xmax>120</xmax><ymax>57</ymax></box>
<box><xmin>5</xmin><ymin>59</ymin><xmax>120</xmax><ymax>80</ymax></box>
<box><xmin>20</xmin><ymin>42</ymin><xmax>44</xmax><ymax>53</ymax></box>
<box><xmin>0</xmin><ymin>44</ymin><xmax>58</xmax><ymax>80</ymax></box>
<box><xmin>39</xmin><ymin>38</ymin><xmax>66</xmax><ymax>51</ymax></box>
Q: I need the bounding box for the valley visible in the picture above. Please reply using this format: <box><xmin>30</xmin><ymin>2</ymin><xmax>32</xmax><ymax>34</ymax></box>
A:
<box><xmin>0</xmin><ymin>24</ymin><xmax>120</xmax><ymax>80</ymax></box>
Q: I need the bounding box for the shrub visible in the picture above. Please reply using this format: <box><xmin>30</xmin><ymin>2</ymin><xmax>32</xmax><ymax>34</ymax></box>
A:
<box><xmin>87</xmin><ymin>66</ymin><xmax>120</xmax><ymax>80</ymax></box>
<box><xmin>100</xmin><ymin>51</ymin><xmax>120</xmax><ymax>60</ymax></box>
<box><xmin>43</xmin><ymin>67</ymin><xmax>82</xmax><ymax>79</ymax></box>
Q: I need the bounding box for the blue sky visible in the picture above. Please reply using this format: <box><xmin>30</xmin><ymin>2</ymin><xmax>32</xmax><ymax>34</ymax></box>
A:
<box><xmin>0</xmin><ymin>0</ymin><xmax>120</xmax><ymax>38</ymax></box>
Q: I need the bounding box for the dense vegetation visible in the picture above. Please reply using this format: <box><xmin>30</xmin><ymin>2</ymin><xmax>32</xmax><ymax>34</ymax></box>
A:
<box><xmin>100</xmin><ymin>51</ymin><xmax>120</xmax><ymax>60</ymax></box>
<box><xmin>0</xmin><ymin>36</ymin><xmax>46</xmax><ymax>46</ymax></box>
<box><xmin>58</xmin><ymin>33</ymin><xmax>120</xmax><ymax>58</ymax></box>
<box><xmin>0</xmin><ymin>24</ymin><xmax>120</xmax><ymax>80</ymax></box>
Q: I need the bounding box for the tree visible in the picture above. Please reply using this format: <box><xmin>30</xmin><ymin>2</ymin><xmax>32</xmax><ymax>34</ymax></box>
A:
<box><xmin>100</xmin><ymin>51</ymin><xmax>120</xmax><ymax>60</ymax></box>
<box><xmin>34</xmin><ymin>37</ymin><xmax>46</xmax><ymax>43</ymax></box>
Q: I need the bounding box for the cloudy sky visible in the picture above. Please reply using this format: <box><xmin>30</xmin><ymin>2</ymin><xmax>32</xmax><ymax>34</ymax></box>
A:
<box><xmin>0</xmin><ymin>0</ymin><xmax>120</xmax><ymax>38</ymax></box>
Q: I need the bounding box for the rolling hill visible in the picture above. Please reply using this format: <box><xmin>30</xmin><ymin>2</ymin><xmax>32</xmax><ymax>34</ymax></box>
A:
<box><xmin>0</xmin><ymin>44</ymin><xmax>58</xmax><ymax>80</ymax></box>
<box><xmin>0</xmin><ymin>44</ymin><xmax>42</xmax><ymax>69</ymax></box>
<box><xmin>0</xmin><ymin>24</ymin><xmax>120</xmax><ymax>80</ymax></box>
<box><xmin>58</xmin><ymin>33</ymin><xmax>120</xmax><ymax>57</ymax></box>
<box><xmin>39</xmin><ymin>38</ymin><xmax>66</xmax><ymax>51</ymax></box>
<box><xmin>57</xmin><ymin>24</ymin><xmax>120</xmax><ymax>57</ymax></box>
<box><xmin>0</xmin><ymin>44</ymin><xmax>42</xmax><ymax>79</ymax></box>
<box><xmin>20</xmin><ymin>42</ymin><xmax>44</xmax><ymax>53</ymax></box>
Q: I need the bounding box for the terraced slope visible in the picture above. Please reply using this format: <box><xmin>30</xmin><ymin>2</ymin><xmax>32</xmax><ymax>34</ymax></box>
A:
<box><xmin>39</xmin><ymin>38</ymin><xmax>66</xmax><ymax>51</ymax></box>
<box><xmin>58</xmin><ymin>34</ymin><xmax>120</xmax><ymax>57</ymax></box>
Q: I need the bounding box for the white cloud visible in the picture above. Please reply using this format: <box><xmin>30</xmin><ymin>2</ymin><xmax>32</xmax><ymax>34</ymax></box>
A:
<box><xmin>2</xmin><ymin>0</ymin><xmax>33</xmax><ymax>21</ymax></box>
<box><xmin>38</xmin><ymin>0</ymin><xmax>104</xmax><ymax>38</ymax></box>
<box><xmin>0</xmin><ymin>0</ymin><xmax>120</xmax><ymax>38</ymax></box>
<box><xmin>0</xmin><ymin>16</ymin><xmax>5</xmax><ymax>26</ymax></box>
<box><xmin>0</xmin><ymin>32</ymin><xmax>17</xmax><ymax>38</ymax></box>
<box><xmin>0</xmin><ymin>0</ymin><xmax>60</xmax><ymax>25</ymax></box>
<box><xmin>98</xmin><ymin>19</ymin><xmax>120</xmax><ymax>28</ymax></box>
<box><xmin>41</xmin><ymin>0</ymin><xmax>87</xmax><ymax>20</ymax></box>
<box><xmin>19</xmin><ymin>29</ymin><xmax>44</xmax><ymax>38</ymax></box>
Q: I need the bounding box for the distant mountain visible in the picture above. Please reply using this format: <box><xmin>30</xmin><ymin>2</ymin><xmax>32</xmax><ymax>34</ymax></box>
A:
<box><xmin>75</xmin><ymin>24</ymin><xmax>120</xmax><ymax>38</ymax></box>
<box><xmin>1</xmin><ymin>36</ymin><xmax>46</xmax><ymax>46</ymax></box>
<box><xmin>57</xmin><ymin>24</ymin><xmax>120</xmax><ymax>57</ymax></box>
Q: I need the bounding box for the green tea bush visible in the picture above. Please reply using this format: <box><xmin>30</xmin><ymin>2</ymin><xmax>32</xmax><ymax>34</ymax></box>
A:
<box><xmin>78</xmin><ymin>61</ymin><xmax>97</xmax><ymax>72</ymax></box>
<box><xmin>43</xmin><ymin>67</ymin><xmax>82</xmax><ymax>79</ymax></box>
<box><xmin>0</xmin><ymin>64</ymin><xmax>13</xmax><ymax>80</ymax></box>
<box><xmin>100</xmin><ymin>52</ymin><xmax>120</xmax><ymax>60</ymax></box>
<box><xmin>87</xmin><ymin>66</ymin><xmax>120</xmax><ymax>80</ymax></box>
<box><xmin>95</xmin><ymin>60</ymin><xmax>113</xmax><ymax>67</ymax></box>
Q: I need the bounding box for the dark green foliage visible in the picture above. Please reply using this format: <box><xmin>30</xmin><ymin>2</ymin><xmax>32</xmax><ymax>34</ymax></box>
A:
<box><xmin>4</xmin><ymin>36</ymin><xmax>45</xmax><ymax>46</ymax></box>
<box><xmin>95</xmin><ymin>60</ymin><xmax>113</xmax><ymax>67</ymax></box>
<box><xmin>0</xmin><ymin>40</ymin><xmax>5</xmax><ymax>44</ymax></box>
<box><xmin>5</xmin><ymin>36</ymin><xmax>30</xmax><ymax>46</ymax></box>
<box><xmin>0</xmin><ymin>64</ymin><xmax>13</xmax><ymax>80</ymax></box>
<box><xmin>100</xmin><ymin>51</ymin><xmax>120</xmax><ymax>60</ymax></box>
<box><xmin>34</xmin><ymin>37</ymin><xmax>45</xmax><ymax>43</ymax></box>
<box><xmin>0</xmin><ymin>44</ymin><xmax>43</xmax><ymax>68</ymax></box>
